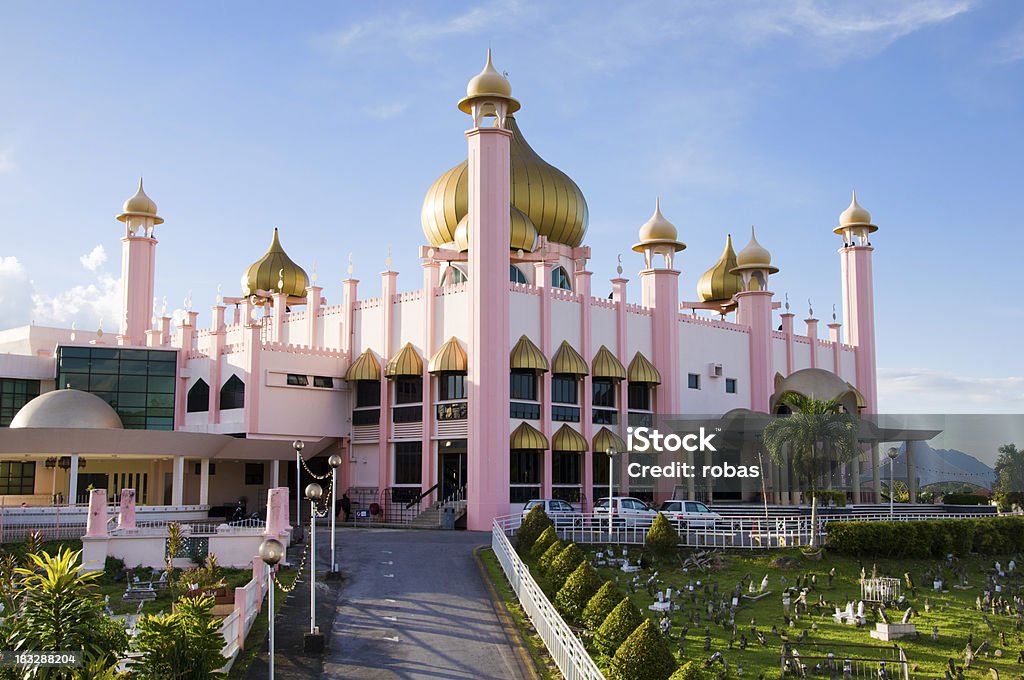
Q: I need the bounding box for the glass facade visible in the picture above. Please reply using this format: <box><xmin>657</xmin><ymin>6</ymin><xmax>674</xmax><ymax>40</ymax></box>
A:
<box><xmin>1</xmin><ymin>378</ymin><xmax>40</xmax><ymax>426</ymax></box>
<box><xmin>56</xmin><ymin>347</ymin><xmax>177</xmax><ymax>430</ymax></box>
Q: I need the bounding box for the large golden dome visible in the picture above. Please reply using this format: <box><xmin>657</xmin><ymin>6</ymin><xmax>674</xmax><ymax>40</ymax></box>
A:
<box><xmin>453</xmin><ymin>204</ymin><xmax>538</xmax><ymax>252</ymax></box>
<box><xmin>421</xmin><ymin>116</ymin><xmax>589</xmax><ymax>248</ymax></box>
<box><xmin>697</xmin><ymin>234</ymin><xmax>742</xmax><ymax>303</ymax></box>
<box><xmin>241</xmin><ymin>228</ymin><xmax>309</xmax><ymax>299</ymax></box>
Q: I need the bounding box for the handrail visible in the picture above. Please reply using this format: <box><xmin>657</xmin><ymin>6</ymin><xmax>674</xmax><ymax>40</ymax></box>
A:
<box><xmin>406</xmin><ymin>483</ymin><xmax>439</xmax><ymax>510</ymax></box>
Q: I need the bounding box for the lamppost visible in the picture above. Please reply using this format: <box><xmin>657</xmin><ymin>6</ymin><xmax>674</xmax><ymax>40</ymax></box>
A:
<box><xmin>886</xmin><ymin>447</ymin><xmax>899</xmax><ymax>518</ymax></box>
<box><xmin>304</xmin><ymin>482</ymin><xmax>324</xmax><ymax>652</ymax></box>
<box><xmin>328</xmin><ymin>454</ymin><xmax>343</xmax><ymax>575</ymax></box>
<box><xmin>605</xmin><ymin>446</ymin><xmax>617</xmax><ymax>541</ymax></box>
<box><xmin>258</xmin><ymin>537</ymin><xmax>285</xmax><ymax>680</ymax></box>
<box><xmin>292</xmin><ymin>440</ymin><xmax>304</xmax><ymax>531</ymax></box>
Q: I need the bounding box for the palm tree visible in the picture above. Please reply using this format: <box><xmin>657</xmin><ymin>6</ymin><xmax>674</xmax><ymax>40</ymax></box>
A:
<box><xmin>763</xmin><ymin>393</ymin><xmax>859</xmax><ymax>548</ymax></box>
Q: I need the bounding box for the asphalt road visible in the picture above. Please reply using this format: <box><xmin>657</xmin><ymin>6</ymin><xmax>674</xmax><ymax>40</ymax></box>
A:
<box><xmin>322</xmin><ymin>528</ymin><xmax>533</xmax><ymax>680</ymax></box>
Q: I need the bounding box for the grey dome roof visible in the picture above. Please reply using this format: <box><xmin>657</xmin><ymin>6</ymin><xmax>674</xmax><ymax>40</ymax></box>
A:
<box><xmin>770</xmin><ymin>368</ymin><xmax>865</xmax><ymax>414</ymax></box>
<box><xmin>10</xmin><ymin>389</ymin><xmax>124</xmax><ymax>429</ymax></box>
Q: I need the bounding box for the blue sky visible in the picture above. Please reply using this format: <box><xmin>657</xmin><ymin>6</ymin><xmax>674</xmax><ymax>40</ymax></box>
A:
<box><xmin>0</xmin><ymin>1</ymin><xmax>1021</xmax><ymax>413</ymax></box>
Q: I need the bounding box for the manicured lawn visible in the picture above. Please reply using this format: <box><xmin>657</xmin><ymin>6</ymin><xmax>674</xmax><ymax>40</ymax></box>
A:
<box><xmin>520</xmin><ymin>543</ymin><xmax>1024</xmax><ymax>679</ymax></box>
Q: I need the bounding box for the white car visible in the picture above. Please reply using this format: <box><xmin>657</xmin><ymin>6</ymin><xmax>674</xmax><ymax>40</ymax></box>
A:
<box><xmin>521</xmin><ymin>498</ymin><xmax>577</xmax><ymax>520</ymax></box>
<box><xmin>593</xmin><ymin>496</ymin><xmax>658</xmax><ymax>528</ymax></box>
<box><xmin>657</xmin><ymin>500</ymin><xmax>721</xmax><ymax>528</ymax></box>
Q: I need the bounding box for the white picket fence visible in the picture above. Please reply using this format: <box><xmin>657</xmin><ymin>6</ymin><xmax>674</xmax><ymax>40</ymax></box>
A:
<box><xmin>491</xmin><ymin>517</ymin><xmax>605</xmax><ymax>680</ymax></box>
<box><xmin>218</xmin><ymin>564</ymin><xmax>270</xmax><ymax>671</ymax></box>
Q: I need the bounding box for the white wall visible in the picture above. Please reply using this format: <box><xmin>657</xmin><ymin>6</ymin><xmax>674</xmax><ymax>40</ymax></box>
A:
<box><xmin>679</xmin><ymin>323</ymin><xmax>751</xmax><ymax>413</ymax></box>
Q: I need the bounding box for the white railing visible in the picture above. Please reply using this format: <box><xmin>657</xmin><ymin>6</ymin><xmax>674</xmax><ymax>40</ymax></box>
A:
<box><xmin>491</xmin><ymin>519</ymin><xmax>605</xmax><ymax>680</ymax></box>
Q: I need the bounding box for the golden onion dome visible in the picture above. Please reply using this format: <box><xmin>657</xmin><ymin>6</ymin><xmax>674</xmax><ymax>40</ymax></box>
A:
<box><xmin>452</xmin><ymin>204</ymin><xmax>538</xmax><ymax>253</ymax></box>
<box><xmin>733</xmin><ymin>226</ymin><xmax>779</xmax><ymax>274</ymax></box>
<box><xmin>697</xmin><ymin>234</ymin><xmax>743</xmax><ymax>303</ymax></box>
<box><xmin>457</xmin><ymin>49</ymin><xmax>520</xmax><ymax>117</ymax></box>
<box><xmin>632</xmin><ymin>198</ymin><xmax>685</xmax><ymax>253</ymax></box>
<box><xmin>421</xmin><ymin>115</ymin><xmax>589</xmax><ymax>248</ymax></box>
<box><xmin>117</xmin><ymin>177</ymin><xmax>163</xmax><ymax>224</ymax></box>
<box><xmin>241</xmin><ymin>228</ymin><xmax>309</xmax><ymax>299</ymax></box>
<box><xmin>834</xmin><ymin>190</ymin><xmax>878</xmax><ymax>235</ymax></box>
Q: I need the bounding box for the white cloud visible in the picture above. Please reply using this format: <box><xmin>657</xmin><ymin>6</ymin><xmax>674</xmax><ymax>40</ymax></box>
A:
<box><xmin>0</xmin><ymin>256</ymin><xmax>32</xmax><ymax>326</ymax></box>
<box><xmin>0</xmin><ymin>150</ymin><xmax>14</xmax><ymax>174</ymax></box>
<box><xmin>878</xmin><ymin>367</ymin><xmax>1024</xmax><ymax>414</ymax></box>
<box><xmin>992</xmin><ymin>19</ymin><xmax>1024</xmax><ymax>63</ymax></box>
<box><xmin>79</xmin><ymin>245</ymin><xmax>107</xmax><ymax>272</ymax></box>
<box><xmin>364</xmin><ymin>102</ymin><xmax>409</xmax><ymax>120</ymax></box>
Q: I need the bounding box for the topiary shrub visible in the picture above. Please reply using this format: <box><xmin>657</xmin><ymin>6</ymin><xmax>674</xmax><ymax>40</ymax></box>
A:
<box><xmin>538</xmin><ymin>539</ymin><xmax>566</xmax><ymax>574</ymax></box>
<box><xmin>554</xmin><ymin>561</ymin><xmax>602</xmax><ymax>622</ymax></box>
<box><xmin>942</xmin><ymin>493</ymin><xmax>990</xmax><ymax>506</ymax></box>
<box><xmin>608</xmin><ymin>618</ymin><xmax>677</xmax><ymax>680</ymax></box>
<box><xmin>516</xmin><ymin>505</ymin><xmax>554</xmax><ymax>553</ymax></box>
<box><xmin>548</xmin><ymin>543</ymin><xmax>585</xmax><ymax>590</ymax></box>
<box><xmin>582</xmin><ymin>580</ymin><xmax>625</xmax><ymax>631</ymax></box>
<box><xmin>596</xmin><ymin>596</ymin><xmax>643</xmax><ymax>656</ymax></box>
<box><xmin>645</xmin><ymin>513</ymin><xmax>680</xmax><ymax>561</ymax></box>
<box><xmin>530</xmin><ymin>525</ymin><xmax>559</xmax><ymax>560</ymax></box>
<box><xmin>669</xmin><ymin>661</ymin><xmax>710</xmax><ymax>680</ymax></box>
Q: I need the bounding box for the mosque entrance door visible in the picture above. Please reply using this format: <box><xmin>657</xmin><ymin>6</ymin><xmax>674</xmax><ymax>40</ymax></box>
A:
<box><xmin>439</xmin><ymin>439</ymin><xmax>467</xmax><ymax>501</ymax></box>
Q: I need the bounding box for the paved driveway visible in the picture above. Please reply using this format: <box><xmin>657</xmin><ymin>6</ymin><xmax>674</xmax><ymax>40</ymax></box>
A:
<box><xmin>323</xmin><ymin>528</ymin><xmax>533</xmax><ymax>680</ymax></box>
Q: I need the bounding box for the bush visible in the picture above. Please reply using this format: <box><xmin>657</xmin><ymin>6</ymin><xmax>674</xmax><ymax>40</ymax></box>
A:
<box><xmin>538</xmin><ymin>540</ymin><xmax>566</xmax><ymax>574</ymax></box>
<box><xmin>548</xmin><ymin>543</ymin><xmax>585</xmax><ymax>590</ymax></box>
<box><xmin>942</xmin><ymin>493</ymin><xmax>990</xmax><ymax>506</ymax></box>
<box><xmin>645</xmin><ymin>513</ymin><xmax>680</xmax><ymax>561</ymax></box>
<box><xmin>609</xmin><ymin>618</ymin><xmax>678</xmax><ymax>680</ymax></box>
<box><xmin>132</xmin><ymin>593</ymin><xmax>227</xmax><ymax>679</ymax></box>
<box><xmin>670</xmin><ymin>661</ymin><xmax>710</xmax><ymax>680</ymax></box>
<box><xmin>813</xmin><ymin>490</ymin><xmax>847</xmax><ymax>507</ymax></box>
<box><xmin>516</xmin><ymin>505</ymin><xmax>554</xmax><ymax>553</ymax></box>
<box><xmin>825</xmin><ymin>516</ymin><xmax>1024</xmax><ymax>558</ymax></box>
<box><xmin>530</xmin><ymin>525</ymin><xmax>559</xmax><ymax>559</ymax></box>
<box><xmin>596</xmin><ymin>597</ymin><xmax>644</xmax><ymax>656</ymax></box>
<box><xmin>582</xmin><ymin>580</ymin><xmax>625</xmax><ymax>631</ymax></box>
<box><xmin>555</xmin><ymin>561</ymin><xmax>602</xmax><ymax>622</ymax></box>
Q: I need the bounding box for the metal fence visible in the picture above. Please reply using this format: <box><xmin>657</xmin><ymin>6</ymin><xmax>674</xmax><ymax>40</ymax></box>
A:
<box><xmin>491</xmin><ymin>518</ymin><xmax>605</xmax><ymax>680</ymax></box>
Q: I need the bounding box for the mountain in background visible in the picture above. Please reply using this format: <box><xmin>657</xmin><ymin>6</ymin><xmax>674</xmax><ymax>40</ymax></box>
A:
<box><xmin>862</xmin><ymin>441</ymin><xmax>996</xmax><ymax>489</ymax></box>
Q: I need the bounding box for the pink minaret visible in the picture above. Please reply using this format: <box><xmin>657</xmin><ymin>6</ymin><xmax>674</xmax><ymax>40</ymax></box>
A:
<box><xmin>116</xmin><ymin>178</ymin><xmax>162</xmax><ymax>346</ymax></box>
<box><xmin>732</xmin><ymin>226</ymin><xmax>779</xmax><ymax>413</ymax></box>
<box><xmin>835</xmin><ymin>192</ymin><xmax>878</xmax><ymax>412</ymax></box>
<box><xmin>459</xmin><ymin>51</ymin><xmax>517</xmax><ymax>530</ymax></box>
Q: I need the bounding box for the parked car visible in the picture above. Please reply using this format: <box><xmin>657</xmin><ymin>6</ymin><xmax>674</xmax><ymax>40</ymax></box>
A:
<box><xmin>521</xmin><ymin>498</ymin><xmax>578</xmax><ymax>520</ymax></box>
<box><xmin>593</xmin><ymin>496</ymin><xmax>659</xmax><ymax>528</ymax></box>
<box><xmin>657</xmin><ymin>499</ymin><xmax>721</xmax><ymax>528</ymax></box>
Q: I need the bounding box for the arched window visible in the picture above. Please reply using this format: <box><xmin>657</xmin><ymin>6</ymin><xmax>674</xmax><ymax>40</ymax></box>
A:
<box><xmin>509</xmin><ymin>265</ymin><xmax>528</xmax><ymax>284</ymax></box>
<box><xmin>220</xmin><ymin>374</ymin><xmax>245</xmax><ymax>410</ymax></box>
<box><xmin>186</xmin><ymin>379</ymin><xmax>209</xmax><ymax>413</ymax></box>
<box><xmin>551</xmin><ymin>266</ymin><xmax>572</xmax><ymax>291</ymax></box>
<box><xmin>441</xmin><ymin>265</ymin><xmax>467</xmax><ymax>286</ymax></box>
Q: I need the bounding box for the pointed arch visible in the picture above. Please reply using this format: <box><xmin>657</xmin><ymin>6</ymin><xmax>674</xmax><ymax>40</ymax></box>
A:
<box><xmin>187</xmin><ymin>379</ymin><xmax>209</xmax><ymax>413</ymax></box>
<box><xmin>220</xmin><ymin>374</ymin><xmax>245</xmax><ymax>410</ymax></box>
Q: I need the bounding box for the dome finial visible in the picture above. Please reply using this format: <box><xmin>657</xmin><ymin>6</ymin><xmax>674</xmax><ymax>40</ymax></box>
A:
<box><xmin>117</xmin><ymin>176</ymin><xmax>163</xmax><ymax>225</ymax></box>
<box><xmin>696</xmin><ymin>233</ymin><xmax>742</xmax><ymax>304</ymax></box>
<box><xmin>241</xmin><ymin>228</ymin><xmax>310</xmax><ymax>302</ymax></box>
<box><xmin>836</xmin><ymin>189</ymin><xmax>877</xmax><ymax>234</ymax></box>
<box><xmin>733</xmin><ymin>225</ymin><xmax>779</xmax><ymax>273</ymax></box>
<box><xmin>458</xmin><ymin>50</ymin><xmax>521</xmax><ymax>122</ymax></box>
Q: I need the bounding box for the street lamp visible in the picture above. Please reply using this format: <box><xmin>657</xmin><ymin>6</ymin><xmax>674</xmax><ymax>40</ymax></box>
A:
<box><xmin>886</xmin><ymin>447</ymin><xmax>899</xmax><ymax>518</ymax></box>
<box><xmin>258</xmin><ymin>537</ymin><xmax>285</xmax><ymax>680</ymax></box>
<box><xmin>328</xmin><ymin>454</ymin><xmax>343</xmax><ymax>575</ymax></box>
<box><xmin>605</xmin><ymin>446</ymin><xmax>617</xmax><ymax>541</ymax></box>
<box><xmin>292</xmin><ymin>440</ymin><xmax>304</xmax><ymax>532</ymax></box>
<box><xmin>304</xmin><ymin>482</ymin><xmax>323</xmax><ymax>650</ymax></box>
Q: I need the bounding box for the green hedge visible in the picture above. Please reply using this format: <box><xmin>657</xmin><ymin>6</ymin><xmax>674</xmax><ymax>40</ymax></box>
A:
<box><xmin>826</xmin><ymin>517</ymin><xmax>1024</xmax><ymax>558</ymax></box>
<box><xmin>608</xmin><ymin>619</ymin><xmax>678</xmax><ymax>680</ymax></box>
<box><xmin>517</xmin><ymin>505</ymin><xmax>554</xmax><ymax>553</ymax></box>
<box><xmin>941</xmin><ymin>493</ymin><xmax>990</xmax><ymax>506</ymax></box>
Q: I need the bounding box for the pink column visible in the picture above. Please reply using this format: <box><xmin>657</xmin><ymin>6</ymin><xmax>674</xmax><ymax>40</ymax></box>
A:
<box><xmin>840</xmin><ymin>245</ymin><xmax>877</xmax><ymax>412</ymax></box>
<box><xmin>160</xmin><ymin>316</ymin><xmax>172</xmax><ymax>347</ymax></box>
<box><xmin>272</xmin><ymin>292</ymin><xmax>287</xmax><ymax>343</ymax></box>
<box><xmin>781</xmin><ymin>313</ymin><xmax>795</xmax><ymax>376</ymax></box>
<box><xmin>118</xmin><ymin>488</ymin><xmax>137</xmax><ymax>530</ymax></box>
<box><xmin>421</xmin><ymin>262</ymin><xmax>440</xmax><ymax>495</ymax></box>
<box><xmin>340</xmin><ymin>279</ymin><xmax>359</xmax><ymax>357</ymax></box>
<box><xmin>119</xmin><ymin>232</ymin><xmax>157</xmax><ymax>346</ymax></box>
<box><xmin>209</xmin><ymin>305</ymin><xmax>226</xmax><ymax>425</ymax></box>
<box><xmin>736</xmin><ymin>290</ymin><xmax>774</xmax><ymax>412</ymax></box>
<box><xmin>611</xmin><ymin>277</ymin><xmax>629</xmax><ymax>499</ymax></box>
<box><xmin>243</xmin><ymin>321</ymin><xmax>261</xmax><ymax>434</ymax></box>
<box><xmin>535</xmin><ymin>262</ymin><xmax>553</xmax><ymax>501</ymax></box>
<box><xmin>577</xmin><ymin>270</ymin><xmax>594</xmax><ymax>510</ymax></box>
<box><xmin>173</xmin><ymin>312</ymin><xmax>198</xmax><ymax>429</ymax></box>
<box><xmin>805</xmin><ymin>318</ymin><xmax>819</xmax><ymax>369</ymax></box>
<box><xmin>306</xmin><ymin>285</ymin><xmax>322</xmax><ymax>348</ymax></box>
<box><xmin>378</xmin><ymin>270</ymin><xmax>398</xmax><ymax>499</ymax></box>
<box><xmin>828</xmin><ymin>323</ymin><xmax>842</xmax><ymax>375</ymax></box>
<box><xmin>265</xmin><ymin>487</ymin><xmax>290</xmax><ymax>535</ymax></box>
<box><xmin>465</xmin><ymin>125</ymin><xmax>512</xmax><ymax>531</ymax></box>
<box><xmin>252</xmin><ymin>555</ymin><xmax>263</xmax><ymax>613</ymax></box>
<box><xmin>85</xmin><ymin>489</ymin><xmax>108</xmax><ymax>538</ymax></box>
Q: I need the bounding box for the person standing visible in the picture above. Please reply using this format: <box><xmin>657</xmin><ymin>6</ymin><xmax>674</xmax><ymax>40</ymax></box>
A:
<box><xmin>341</xmin><ymin>493</ymin><xmax>352</xmax><ymax>522</ymax></box>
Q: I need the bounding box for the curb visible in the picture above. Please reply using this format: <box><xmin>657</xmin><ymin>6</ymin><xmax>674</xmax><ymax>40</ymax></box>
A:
<box><xmin>473</xmin><ymin>545</ymin><xmax>543</xmax><ymax>680</ymax></box>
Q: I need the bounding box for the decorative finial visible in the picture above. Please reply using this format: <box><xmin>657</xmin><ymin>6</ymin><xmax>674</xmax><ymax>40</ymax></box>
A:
<box><xmin>184</xmin><ymin>291</ymin><xmax>193</xmax><ymax>311</ymax></box>
<box><xmin>311</xmin><ymin>260</ymin><xmax>318</xmax><ymax>284</ymax></box>
<box><xmin>385</xmin><ymin>245</ymin><xmax>393</xmax><ymax>269</ymax></box>
<box><xmin>277</xmin><ymin>268</ymin><xmax>285</xmax><ymax>291</ymax></box>
<box><xmin>832</xmin><ymin>304</ymin><xmax>837</xmax><ymax>322</ymax></box>
<box><xmin>516</xmin><ymin>248</ymin><xmax>524</xmax><ymax>259</ymax></box>
<box><xmin>216</xmin><ymin>284</ymin><xmax>223</xmax><ymax>305</ymax></box>
<box><xmin>784</xmin><ymin>293</ymin><xmax>790</xmax><ymax>312</ymax></box>
<box><xmin>97</xmin><ymin>320</ymin><xmax>103</xmax><ymax>338</ymax></box>
<box><xmin>70</xmin><ymin>322</ymin><xmax>76</xmax><ymax>342</ymax></box>
<box><xmin>160</xmin><ymin>297</ymin><xmax>168</xmax><ymax>316</ymax></box>
<box><xmin>616</xmin><ymin>254</ymin><xmax>623</xmax><ymax>276</ymax></box>
<box><xmin>808</xmin><ymin>298</ymin><xmax>814</xmax><ymax>318</ymax></box>
<box><xmin>347</xmin><ymin>252</ymin><xmax>354</xmax><ymax>277</ymax></box>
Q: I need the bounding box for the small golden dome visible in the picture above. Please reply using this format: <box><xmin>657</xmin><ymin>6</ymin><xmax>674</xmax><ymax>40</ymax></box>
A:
<box><xmin>421</xmin><ymin>116</ymin><xmax>588</xmax><ymax>247</ymax></box>
<box><xmin>452</xmin><ymin>204</ymin><xmax>538</xmax><ymax>253</ymax></box>
<box><xmin>117</xmin><ymin>177</ymin><xmax>163</xmax><ymax>224</ymax></box>
<box><xmin>834</xmin><ymin>190</ymin><xmax>878</xmax><ymax>235</ymax></box>
<box><xmin>632</xmin><ymin>198</ymin><xmax>685</xmax><ymax>253</ymax></box>
<box><xmin>697</xmin><ymin>234</ymin><xmax>743</xmax><ymax>303</ymax></box>
<box><xmin>732</xmin><ymin>226</ymin><xmax>779</xmax><ymax>274</ymax></box>
<box><xmin>241</xmin><ymin>228</ymin><xmax>309</xmax><ymax>299</ymax></box>
<box><xmin>457</xmin><ymin>49</ymin><xmax>521</xmax><ymax>116</ymax></box>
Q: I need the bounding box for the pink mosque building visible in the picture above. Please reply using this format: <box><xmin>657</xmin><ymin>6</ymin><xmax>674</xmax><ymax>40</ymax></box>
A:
<box><xmin>0</xmin><ymin>53</ymin><xmax>886</xmax><ymax>531</ymax></box>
